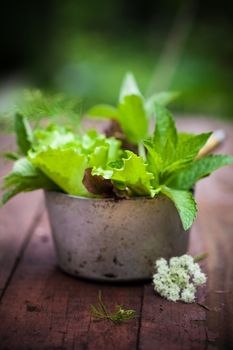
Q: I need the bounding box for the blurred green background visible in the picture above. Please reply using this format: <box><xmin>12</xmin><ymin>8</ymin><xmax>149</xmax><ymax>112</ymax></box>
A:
<box><xmin>0</xmin><ymin>0</ymin><xmax>232</xmax><ymax>121</ymax></box>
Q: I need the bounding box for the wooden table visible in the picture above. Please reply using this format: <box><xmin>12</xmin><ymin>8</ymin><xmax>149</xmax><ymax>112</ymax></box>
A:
<box><xmin>0</xmin><ymin>118</ymin><xmax>233</xmax><ymax>350</ymax></box>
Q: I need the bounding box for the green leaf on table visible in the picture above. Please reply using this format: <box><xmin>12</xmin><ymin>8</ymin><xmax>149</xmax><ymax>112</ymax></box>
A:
<box><xmin>160</xmin><ymin>185</ymin><xmax>197</xmax><ymax>230</ymax></box>
<box><xmin>15</xmin><ymin>113</ymin><xmax>33</xmax><ymax>155</ymax></box>
<box><xmin>168</xmin><ymin>155</ymin><xmax>233</xmax><ymax>190</ymax></box>
<box><xmin>2</xmin><ymin>158</ymin><xmax>58</xmax><ymax>204</ymax></box>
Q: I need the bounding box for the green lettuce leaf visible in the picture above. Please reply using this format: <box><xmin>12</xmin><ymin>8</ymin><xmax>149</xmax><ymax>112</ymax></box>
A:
<box><xmin>28</xmin><ymin>127</ymin><xmax>122</xmax><ymax>197</ymax></box>
<box><xmin>167</xmin><ymin>155</ymin><xmax>233</xmax><ymax>190</ymax></box>
<box><xmin>160</xmin><ymin>185</ymin><xmax>197</xmax><ymax>230</ymax></box>
<box><xmin>28</xmin><ymin>148</ymin><xmax>90</xmax><ymax>197</ymax></box>
<box><xmin>2</xmin><ymin>158</ymin><xmax>58</xmax><ymax>204</ymax></box>
<box><xmin>92</xmin><ymin>150</ymin><xmax>154</xmax><ymax>196</ymax></box>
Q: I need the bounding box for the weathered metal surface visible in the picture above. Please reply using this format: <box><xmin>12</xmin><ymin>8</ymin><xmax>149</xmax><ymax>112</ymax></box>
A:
<box><xmin>45</xmin><ymin>191</ymin><xmax>189</xmax><ymax>281</ymax></box>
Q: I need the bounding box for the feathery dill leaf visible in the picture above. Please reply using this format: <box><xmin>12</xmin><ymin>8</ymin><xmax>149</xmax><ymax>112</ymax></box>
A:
<box><xmin>90</xmin><ymin>290</ymin><xmax>137</xmax><ymax>324</ymax></box>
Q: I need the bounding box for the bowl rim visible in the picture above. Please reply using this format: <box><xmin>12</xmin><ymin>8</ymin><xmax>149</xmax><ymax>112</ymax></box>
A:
<box><xmin>44</xmin><ymin>189</ymin><xmax>168</xmax><ymax>203</ymax></box>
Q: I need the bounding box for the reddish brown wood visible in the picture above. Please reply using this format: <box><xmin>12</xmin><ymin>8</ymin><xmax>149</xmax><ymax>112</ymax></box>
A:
<box><xmin>139</xmin><ymin>119</ymin><xmax>233</xmax><ymax>350</ymax></box>
<box><xmin>0</xmin><ymin>135</ymin><xmax>44</xmax><ymax>298</ymax></box>
<box><xmin>0</xmin><ymin>213</ymin><xmax>142</xmax><ymax>350</ymax></box>
<box><xmin>0</xmin><ymin>119</ymin><xmax>233</xmax><ymax>349</ymax></box>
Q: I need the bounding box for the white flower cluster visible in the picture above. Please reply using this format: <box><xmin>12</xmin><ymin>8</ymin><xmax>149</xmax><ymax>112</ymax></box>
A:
<box><xmin>152</xmin><ymin>254</ymin><xmax>207</xmax><ymax>303</ymax></box>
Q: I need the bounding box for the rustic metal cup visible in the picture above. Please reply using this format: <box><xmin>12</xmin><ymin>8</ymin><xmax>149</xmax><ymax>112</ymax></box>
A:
<box><xmin>45</xmin><ymin>191</ymin><xmax>189</xmax><ymax>282</ymax></box>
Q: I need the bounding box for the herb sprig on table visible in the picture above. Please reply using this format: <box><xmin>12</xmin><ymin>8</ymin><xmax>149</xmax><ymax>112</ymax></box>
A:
<box><xmin>90</xmin><ymin>291</ymin><xmax>137</xmax><ymax>324</ymax></box>
<box><xmin>2</xmin><ymin>73</ymin><xmax>233</xmax><ymax>231</ymax></box>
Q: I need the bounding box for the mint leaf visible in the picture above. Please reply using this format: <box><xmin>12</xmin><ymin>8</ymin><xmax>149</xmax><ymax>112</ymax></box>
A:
<box><xmin>153</xmin><ymin>105</ymin><xmax>177</xmax><ymax>153</ymax></box>
<box><xmin>168</xmin><ymin>155</ymin><xmax>233</xmax><ymax>190</ymax></box>
<box><xmin>145</xmin><ymin>91</ymin><xmax>180</xmax><ymax>116</ymax></box>
<box><xmin>119</xmin><ymin>72</ymin><xmax>142</xmax><ymax>102</ymax></box>
<box><xmin>175</xmin><ymin>132</ymin><xmax>212</xmax><ymax>163</ymax></box>
<box><xmin>118</xmin><ymin>95</ymin><xmax>148</xmax><ymax>144</ymax></box>
<box><xmin>2</xmin><ymin>158</ymin><xmax>58</xmax><ymax>204</ymax></box>
<box><xmin>160</xmin><ymin>185</ymin><xmax>197</xmax><ymax>230</ymax></box>
<box><xmin>161</xmin><ymin>132</ymin><xmax>212</xmax><ymax>178</ymax></box>
<box><xmin>87</xmin><ymin>104</ymin><xmax>118</xmax><ymax>119</ymax></box>
<box><xmin>15</xmin><ymin>113</ymin><xmax>33</xmax><ymax>155</ymax></box>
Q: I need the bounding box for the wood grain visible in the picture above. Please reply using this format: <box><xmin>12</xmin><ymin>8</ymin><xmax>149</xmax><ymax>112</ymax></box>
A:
<box><xmin>0</xmin><ymin>134</ymin><xmax>44</xmax><ymax>298</ymax></box>
<box><xmin>0</xmin><ymin>118</ymin><xmax>233</xmax><ymax>349</ymax></box>
<box><xmin>0</xmin><ymin>212</ymin><xmax>142</xmax><ymax>350</ymax></box>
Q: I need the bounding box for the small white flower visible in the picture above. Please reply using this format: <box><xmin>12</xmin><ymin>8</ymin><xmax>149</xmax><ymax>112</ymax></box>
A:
<box><xmin>152</xmin><ymin>254</ymin><xmax>207</xmax><ymax>304</ymax></box>
<box><xmin>181</xmin><ymin>285</ymin><xmax>196</xmax><ymax>303</ymax></box>
<box><xmin>193</xmin><ymin>271</ymin><xmax>207</xmax><ymax>286</ymax></box>
<box><xmin>169</xmin><ymin>257</ymin><xmax>180</xmax><ymax>268</ymax></box>
<box><xmin>155</xmin><ymin>258</ymin><xmax>167</xmax><ymax>269</ymax></box>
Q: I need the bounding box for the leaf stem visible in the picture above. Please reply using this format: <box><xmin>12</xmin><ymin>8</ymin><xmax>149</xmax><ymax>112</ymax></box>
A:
<box><xmin>138</xmin><ymin>142</ymin><xmax>146</xmax><ymax>160</ymax></box>
<box><xmin>194</xmin><ymin>252</ymin><xmax>208</xmax><ymax>263</ymax></box>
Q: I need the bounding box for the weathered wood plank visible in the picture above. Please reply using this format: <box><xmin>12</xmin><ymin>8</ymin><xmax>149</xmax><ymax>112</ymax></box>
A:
<box><xmin>1</xmin><ymin>119</ymin><xmax>233</xmax><ymax>349</ymax></box>
<box><xmin>0</xmin><ymin>135</ymin><xmax>44</xmax><ymax>298</ymax></box>
<box><xmin>138</xmin><ymin>119</ymin><xmax>233</xmax><ymax>350</ymax></box>
<box><xmin>0</xmin><ymin>212</ymin><xmax>142</xmax><ymax>350</ymax></box>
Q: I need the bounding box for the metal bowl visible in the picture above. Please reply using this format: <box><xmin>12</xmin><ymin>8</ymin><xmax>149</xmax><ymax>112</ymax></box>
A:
<box><xmin>45</xmin><ymin>191</ymin><xmax>189</xmax><ymax>282</ymax></box>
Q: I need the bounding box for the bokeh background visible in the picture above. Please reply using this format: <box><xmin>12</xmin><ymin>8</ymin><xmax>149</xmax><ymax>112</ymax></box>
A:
<box><xmin>0</xmin><ymin>0</ymin><xmax>232</xmax><ymax>122</ymax></box>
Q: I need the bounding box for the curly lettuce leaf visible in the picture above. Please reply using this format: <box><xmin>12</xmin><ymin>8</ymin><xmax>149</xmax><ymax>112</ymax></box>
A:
<box><xmin>33</xmin><ymin>124</ymin><xmax>76</xmax><ymax>150</ymax></box>
<box><xmin>28</xmin><ymin>148</ymin><xmax>91</xmax><ymax>197</ymax></box>
<box><xmin>93</xmin><ymin>150</ymin><xmax>154</xmax><ymax>196</ymax></box>
<box><xmin>27</xmin><ymin>127</ymin><xmax>122</xmax><ymax>197</ymax></box>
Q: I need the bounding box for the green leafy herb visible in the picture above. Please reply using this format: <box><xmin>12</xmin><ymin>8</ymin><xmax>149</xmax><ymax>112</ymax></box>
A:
<box><xmin>167</xmin><ymin>155</ymin><xmax>233</xmax><ymax>190</ymax></box>
<box><xmin>2</xmin><ymin>73</ymin><xmax>233</xmax><ymax>232</ymax></box>
<box><xmin>145</xmin><ymin>91</ymin><xmax>180</xmax><ymax>116</ymax></box>
<box><xmin>194</xmin><ymin>252</ymin><xmax>208</xmax><ymax>263</ymax></box>
<box><xmin>87</xmin><ymin>73</ymin><xmax>179</xmax><ymax>146</ymax></box>
<box><xmin>92</xmin><ymin>150</ymin><xmax>154</xmax><ymax>197</ymax></box>
<box><xmin>159</xmin><ymin>185</ymin><xmax>197</xmax><ymax>231</ymax></box>
<box><xmin>15</xmin><ymin>113</ymin><xmax>33</xmax><ymax>155</ymax></box>
<box><xmin>3</xmin><ymin>152</ymin><xmax>20</xmax><ymax>161</ymax></box>
<box><xmin>2</xmin><ymin>158</ymin><xmax>58</xmax><ymax>204</ymax></box>
<box><xmin>90</xmin><ymin>291</ymin><xmax>137</xmax><ymax>324</ymax></box>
